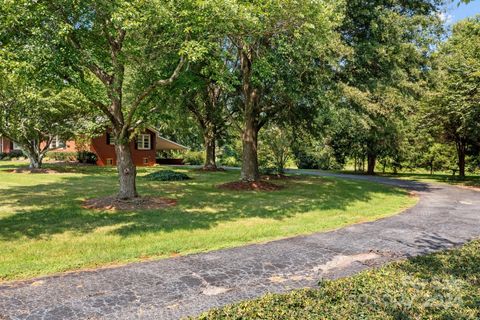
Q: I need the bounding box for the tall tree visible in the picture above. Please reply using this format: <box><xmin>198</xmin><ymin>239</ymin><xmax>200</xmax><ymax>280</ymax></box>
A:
<box><xmin>0</xmin><ymin>0</ymin><xmax>206</xmax><ymax>199</ymax></box>
<box><xmin>338</xmin><ymin>0</ymin><xmax>443</xmax><ymax>174</ymax></box>
<box><xmin>425</xmin><ymin>16</ymin><xmax>480</xmax><ymax>178</ymax></box>
<box><xmin>0</xmin><ymin>67</ymin><xmax>85</xmax><ymax>168</ymax></box>
<box><xmin>221</xmin><ymin>0</ymin><xmax>343</xmax><ymax>181</ymax></box>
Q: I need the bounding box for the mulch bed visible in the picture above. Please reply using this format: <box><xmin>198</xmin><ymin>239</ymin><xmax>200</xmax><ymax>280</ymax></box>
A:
<box><xmin>82</xmin><ymin>196</ymin><xmax>177</xmax><ymax>211</ymax></box>
<box><xmin>4</xmin><ymin>168</ymin><xmax>60</xmax><ymax>174</ymax></box>
<box><xmin>218</xmin><ymin>180</ymin><xmax>284</xmax><ymax>191</ymax></box>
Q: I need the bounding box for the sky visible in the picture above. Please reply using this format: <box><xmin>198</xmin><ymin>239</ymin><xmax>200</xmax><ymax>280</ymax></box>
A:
<box><xmin>442</xmin><ymin>0</ymin><xmax>480</xmax><ymax>25</ymax></box>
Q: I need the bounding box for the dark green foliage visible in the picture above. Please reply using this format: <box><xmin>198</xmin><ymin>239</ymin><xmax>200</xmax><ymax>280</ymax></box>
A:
<box><xmin>143</xmin><ymin>170</ymin><xmax>191</xmax><ymax>181</ymax></box>
<box><xmin>47</xmin><ymin>152</ymin><xmax>77</xmax><ymax>162</ymax></box>
<box><xmin>77</xmin><ymin>151</ymin><xmax>98</xmax><ymax>165</ymax></box>
<box><xmin>5</xmin><ymin>150</ymin><xmax>25</xmax><ymax>159</ymax></box>
<box><xmin>0</xmin><ymin>152</ymin><xmax>6</xmax><ymax>160</ymax></box>
<box><xmin>195</xmin><ymin>240</ymin><xmax>480</xmax><ymax>319</ymax></box>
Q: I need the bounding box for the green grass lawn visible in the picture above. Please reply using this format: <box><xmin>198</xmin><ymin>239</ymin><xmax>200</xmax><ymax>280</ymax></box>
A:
<box><xmin>196</xmin><ymin>240</ymin><xmax>480</xmax><ymax>319</ymax></box>
<box><xmin>0</xmin><ymin>161</ymin><xmax>416</xmax><ymax>281</ymax></box>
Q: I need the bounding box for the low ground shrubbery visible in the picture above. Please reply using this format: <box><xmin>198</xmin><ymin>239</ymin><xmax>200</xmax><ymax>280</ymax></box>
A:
<box><xmin>143</xmin><ymin>170</ymin><xmax>191</xmax><ymax>181</ymax></box>
<box><xmin>47</xmin><ymin>152</ymin><xmax>77</xmax><ymax>161</ymax></box>
<box><xmin>77</xmin><ymin>151</ymin><xmax>97</xmax><ymax>164</ymax></box>
<box><xmin>196</xmin><ymin>240</ymin><xmax>480</xmax><ymax>319</ymax></box>
<box><xmin>0</xmin><ymin>150</ymin><xmax>25</xmax><ymax>160</ymax></box>
<box><xmin>183</xmin><ymin>150</ymin><xmax>204</xmax><ymax>165</ymax></box>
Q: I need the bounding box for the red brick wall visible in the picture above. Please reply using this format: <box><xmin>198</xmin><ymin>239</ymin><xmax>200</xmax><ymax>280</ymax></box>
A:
<box><xmin>0</xmin><ymin>137</ymin><xmax>12</xmax><ymax>153</ymax></box>
<box><xmin>90</xmin><ymin>130</ymin><xmax>156</xmax><ymax>167</ymax></box>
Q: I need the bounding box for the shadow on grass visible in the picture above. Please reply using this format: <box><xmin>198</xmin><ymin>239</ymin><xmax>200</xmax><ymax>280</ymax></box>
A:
<box><xmin>0</xmin><ymin>170</ymin><xmax>411</xmax><ymax>241</ymax></box>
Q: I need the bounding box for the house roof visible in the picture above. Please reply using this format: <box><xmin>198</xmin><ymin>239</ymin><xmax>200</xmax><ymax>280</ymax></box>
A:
<box><xmin>148</xmin><ymin>127</ymin><xmax>189</xmax><ymax>151</ymax></box>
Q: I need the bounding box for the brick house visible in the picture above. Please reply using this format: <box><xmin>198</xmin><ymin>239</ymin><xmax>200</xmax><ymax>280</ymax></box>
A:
<box><xmin>1</xmin><ymin>128</ymin><xmax>188</xmax><ymax>167</ymax></box>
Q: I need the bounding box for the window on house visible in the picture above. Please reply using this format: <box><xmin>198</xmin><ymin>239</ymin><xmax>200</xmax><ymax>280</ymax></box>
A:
<box><xmin>106</xmin><ymin>158</ymin><xmax>114</xmax><ymax>166</ymax></box>
<box><xmin>12</xmin><ymin>142</ymin><xmax>21</xmax><ymax>150</ymax></box>
<box><xmin>143</xmin><ymin>157</ymin><xmax>149</xmax><ymax>165</ymax></box>
<box><xmin>137</xmin><ymin>134</ymin><xmax>151</xmax><ymax>150</ymax></box>
<box><xmin>108</xmin><ymin>134</ymin><xmax>115</xmax><ymax>145</ymax></box>
<box><xmin>49</xmin><ymin>136</ymin><xmax>65</xmax><ymax>149</ymax></box>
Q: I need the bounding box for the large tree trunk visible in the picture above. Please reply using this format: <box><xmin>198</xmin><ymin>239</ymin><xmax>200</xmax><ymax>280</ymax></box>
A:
<box><xmin>456</xmin><ymin>141</ymin><xmax>466</xmax><ymax>179</ymax></box>
<box><xmin>115</xmin><ymin>143</ymin><xmax>138</xmax><ymax>199</ymax></box>
<box><xmin>239</xmin><ymin>45</ymin><xmax>261</xmax><ymax>182</ymax></box>
<box><xmin>367</xmin><ymin>153</ymin><xmax>376</xmax><ymax>175</ymax></box>
<box><xmin>203</xmin><ymin>131</ymin><xmax>217</xmax><ymax>170</ymax></box>
<box><xmin>23</xmin><ymin>140</ymin><xmax>46</xmax><ymax>169</ymax></box>
<box><xmin>241</xmin><ymin>116</ymin><xmax>260</xmax><ymax>182</ymax></box>
<box><xmin>27</xmin><ymin>154</ymin><xmax>43</xmax><ymax>169</ymax></box>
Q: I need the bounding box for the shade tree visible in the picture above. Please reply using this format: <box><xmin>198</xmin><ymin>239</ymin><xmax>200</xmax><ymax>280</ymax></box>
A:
<box><xmin>0</xmin><ymin>0</ymin><xmax>212</xmax><ymax>198</ymax></box>
<box><xmin>423</xmin><ymin>16</ymin><xmax>480</xmax><ymax>178</ymax></box>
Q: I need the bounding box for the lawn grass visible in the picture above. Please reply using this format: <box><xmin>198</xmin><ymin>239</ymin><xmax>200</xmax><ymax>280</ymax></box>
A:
<box><xmin>195</xmin><ymin>240</ymin><xmax>480</xmax><ymax>319</ymax></box>
<box><xmin>0</xmin><ymin>161</ymin><xmax>416</xmax><ymax>281</ymax></box>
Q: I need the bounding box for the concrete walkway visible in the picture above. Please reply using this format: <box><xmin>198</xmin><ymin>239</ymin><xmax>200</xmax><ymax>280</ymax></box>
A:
<box><xmin>1</xmin><ymin>172</ymin><xmax>480</xmax><ymax>320</ymax></box>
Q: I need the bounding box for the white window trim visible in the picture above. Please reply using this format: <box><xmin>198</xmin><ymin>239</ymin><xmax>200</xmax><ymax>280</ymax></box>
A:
<box><xmin>137</xmin><ymin>134</ymin><xmax>151</xmax><ymax>150</ymax></box>
<box><xmin>12</xmin><ymin>141</ymin><xmax>21</xmax><ymax>150</ymax></box>
<box><xmin>49</xmin><ymin>136</ymin><xmax>65</xmax><ymax>149</ymax></box>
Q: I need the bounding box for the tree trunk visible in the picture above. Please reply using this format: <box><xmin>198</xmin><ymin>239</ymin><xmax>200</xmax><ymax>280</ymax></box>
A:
<box><xmin>203</xmin><ymin>132</ymin><xmax>217</xmax><ymax>170</ymax></box>
<box><xmin>27</xmin><ymin>154</ymin><xmax>43</xmax><ymax>169</ymax></box>
<box><xmin>367</xmin><ymin>153</ymin><xmax>376</xmax><ymax>175</ymax></box>
<box><xmin>241</xmin><ymin>116</ymin><xmax>260</xmax><ymax>182</ymax></box>
<box><xmin>457</xmin><ymin>141</ymin><xmax>466</xmax><ymax>179</ymax></box>
<box><xmin>115</xmin><ymin>143</ymin><xmax>138</xmax><ymax>199</ymax></box>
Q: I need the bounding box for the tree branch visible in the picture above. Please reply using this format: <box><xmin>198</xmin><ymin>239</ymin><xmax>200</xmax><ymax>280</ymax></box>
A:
<box><xmin>122</xmin><ymin>56</ymin><xmax>186</xmax><ymax>135</ymax></box>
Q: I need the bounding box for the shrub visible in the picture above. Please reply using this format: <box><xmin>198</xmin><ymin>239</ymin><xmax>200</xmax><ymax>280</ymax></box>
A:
<box><xmin>144</xmin><ymin>170</ymin><xmax>191</xmax><ymax>181</ymax></box>
<box><xmin>7</xmin><ymin>150</ymin><xmax>25</xmax><ymax>160</ymax></box>
<box><xmin>77</xmin><ymin>151</ymin><xmax>98</xmax><ymax>164</ymax></box>
<box><xmin>183</xmin><ymin>151</ymin><xmax>204</xmax><ymax>165</ymax></box>
<box><xmin>0</xmin><ymin>152</ymin><xmax>7</xmax><ymax>160</ymax></box>
<box><xmin>220</xmin><ymin>156</ymin><xmax>240</xmax><ymax>167</ymax></box>
<box><xmin>48</xmin><ymin>152</ymin><xmax>77</xmax><ymax>161</ymax></box>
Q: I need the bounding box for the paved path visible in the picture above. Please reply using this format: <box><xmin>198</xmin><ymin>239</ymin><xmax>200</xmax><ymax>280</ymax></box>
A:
<box><xmin>1</xmin><ymin>172</ymin><xmax>480</xmax><ymax>320</ymax></box>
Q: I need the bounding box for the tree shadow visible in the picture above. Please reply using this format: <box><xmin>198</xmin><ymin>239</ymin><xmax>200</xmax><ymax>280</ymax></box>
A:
<box><xmin>0</xmin><ymin>171</ymin><xmax>412</xmax><ymax>241</ymax></box>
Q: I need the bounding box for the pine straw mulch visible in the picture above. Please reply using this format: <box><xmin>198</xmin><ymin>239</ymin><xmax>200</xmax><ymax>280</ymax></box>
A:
<box><xmin>218</xmin><ymin>180</ymin><xmax>284</xmax><ymax>191</ymax></box>
<box><xmin>4</xmin><ymin>168</ymin><xmax>60</xmax><ymax>174</ymax></box>
<box><xmin>82</xmin><ymin>196</ymin><xmax>177</xmax><ymax>211</ymax></box>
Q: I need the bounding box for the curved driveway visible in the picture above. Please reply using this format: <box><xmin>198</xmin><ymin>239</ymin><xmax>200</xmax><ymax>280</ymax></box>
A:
<box><xmin>1</xmin><ymin>171</ymin><xmax>480</xmax><ymax>319</ymax></box>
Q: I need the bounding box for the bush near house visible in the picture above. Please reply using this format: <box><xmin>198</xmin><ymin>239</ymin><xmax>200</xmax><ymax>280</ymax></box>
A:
<box><xmin>47</xmin><ymin>152</ymin><xmax>77</xmax><ymax>161</ymax></box>
<box><xmin>77</xmin><ymin>151</ymin><xmax>98</xmax><ymax>164</ymax></box>
<box><xmin>143</xmin><ymin>170</ymin><xmax>191</xmax><ymax>181</ymax></box>
<box><xmin>196</xmin><ymin>240</ymin><xmax>480</xmax><ymax>320</ymax></box>
<box><xmin>0</xmin><ymin>150</ymin><xmax>25</xmax><ymax>161</ymax></box>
